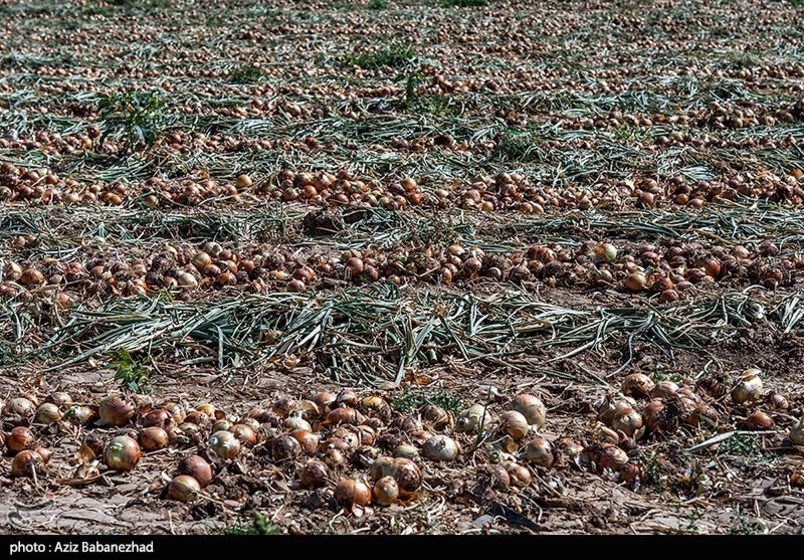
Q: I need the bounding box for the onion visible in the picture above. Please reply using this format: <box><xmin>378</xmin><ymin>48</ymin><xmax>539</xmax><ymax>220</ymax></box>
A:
<box><xmin>593</xmin><ymin>243</ymin><xmax>618</xmax><ymax>263</ymax></box>
<box><xmin>196</xmin><ymin>403</ymin><xmax>216</xmax><ymax>417</ymax></box>
<box><xmin>370</xmin><ymin>457</ymin><xmax>398</xmax><ymax>482</ymax></box>
<box><xmin>168</xmin><ymin>475</ymin><xmax>201</xmax><ymax>503</ymax></box>
<box><xmin>311</xmin><ymin>391</ymin><xmax>337</xmax><ymax>411</ymax></box>
<box><xmin>558</xmin><ymin>438</ymin><xmax>585</xmax><ymax>460</ymax></box>
<box><xmin>621</xmin><ymin>374</ymin><xmax>655</xmax><ymax>399</ymax></box>
<box><xmin>293</xmin><ymin>430</ymin><xmax>320</xmax><ymax>454</ymax></box>
<box><xmin>208</xmin><ymin>430</ymin><xmax>240</xmax><ymax>459</ymax></box>
<box><xmin>64</xmin><ymin>405</ymin><xmax>96</xmax><ymax>426</ymax></box>
<box><xmin>741</xmin><ymin>411</ymin><xmax>773</xmax><ymax>431</ymax></box>
<box><xmin>271</xmin><ymin>435</ymin><xmax>301</xmax><ymax>461</ymax></box>
<box><xmin>272</xmin><ymin>397</ymin><xmax>299</xmax><ymax>418</ymax></box>
<box><xmin>500</xmin><ymin>410</ymin><xmax>530</xmax><ymax>441</ymax></box>
<box><xmin>184</xmin><ymin>411</ymin><xmax>211</xmax><ymax>428</ymax></box>
<box><xmin>624</xmin><ymin>271</ymin><xmax>647</xmax><ymax>292</ymax></box>
<box><xmin>790</xmin><ymin>419</ymin><xmax>804</xmax><ymax>446</ymax></box>
<box><xmin>323</xmin><ymin>447</ymin><xmax>348</xmax><ymax>470</ymax></box>
<box><xmin>643</xmin><ymin>399</ymin><xmax>675</xmax><ymax>433</ymax></box>
<box><xmin>141</xmin><ymin>408</ymin><xmax>172</xmax><ymax>429</ymax></box>
<box><xmin>178</xmin><ymin>455</ymin><xmax>213</xmax><ymax>487</ymax></box>
<box><xmin>163</xmin><ymin>402</ymin><xmax>186</xmax><ymax>423</ymax></box>
<box><xmin>421</xmin><ymin>404</ymin><xmax>451</xmax><ymax>430</ymax></box>
<box><xmin>393</xmin><ymin>444</ymin><xmax>419</xmax><ymax>459</ymax></box>
<box><xmin>732</xmin><ymin>369</ymin><xmax>764</xmax><ymax>404</ymax></box>
<box><xmin>359</xmin><ymin>395</ymin><xmax>391</xmax><ymax>423</ymax></box>
<box><xmin>192</xmin><ymin>252</ymin><xmax>212</xmax><ymax>270</ymax></box>
<box><xmin>457</xmin><ymin>404</ymin><xmax>494</xmax><ymax>434</ymax></box>
<box><xmin>598</xmin><ymin>444</ymin><xmax>629</xmax><ymax>473</ymax></box>
<box><xmin>511</xmin><ymin>393</ymin><xmax>546</xmax><ymax>428</ymax></box>
<box><xmin>597</xmin><ymin>395</ymin><xmax>637</xmax><ymax>424</ymax></box>
<box><xmin>47</xmin><ymin>392</ymin><xmax>73</xmax><ymax>409</ymax></box>
<box><xmin>484</xmin><ymin>464</ymin><xmax>511</xmax><ymax>490</ymax></box>
<box><xmin>4</xmin><ymin>397</ymin><xmax>35</xmax><ymax>417</ymax></box>
<box><xmin>300</xmin><ymin>459</ymin><xmax>329</xmax><ymax>488</ymax></box>
<box><xmin>324</xmin><ymin>407</ymin><xmax>365</xmax><ymax>426</ymax></box>
<box><xmin>392</xmin><ymin>458</ymin><xmax>422</xmax><ymax>495</ymax></box>
<box><xmin>611</xmin><ymin>407</ymin><xmax>644</xmax><ymax>438</ymax></box>
<box><xmin>423</xmin><ymin>435</ymin><xmax>460</xmax><ymax>462</ymax></box>
<box><xmin>212</xmin><ymin>419</ymin><xmax>232</xmax><ymax>432</ymax></box>
<box><xmin>334</xmin><ymin>479</ymin><xmax>372</xmax><ymax>511</ymax></box>
<box><xmin>298</xmin><ymin>400</ymin><xmax>321</xmax><ymax>421</ymax></box>
<box><xmin>34</xmin><ymin>403</ymin><xmax>62</xmax><ymax>425</ymax></box>
<box><xmin>11</xmin><ymin>450</ymin><xmax>42</xmax><ymax>478</ymax></box>
<box><xmin>373</xmin><ymin>476</ymin><xmax>399</xmax><ymax>506</ymax></box>
<box><xmin>687</xmin><ymin>403</ymin><xmax>719</xmax><ymax>428</ymax></box>
<box><xmin>651</xmin><ymin>381</ymin><xmax>679</xmax><ymax>399</ymax></box>
<box><xmin>7</xmin><ymin>426</ymin><xmax>36</xmax><ymax>454</ymax></box>
<box><xmin>103</xmin><ymin>436</ymin><xmax>142</xmax><ymax>471</ymax></box>
<box><xmin>230</xmin><ymin>424</ymin><xmax>257</xmax><ymax>447</ymax></box>
<box><xmin>336</xmin><ymin>389</ymin><xmax>359</xmax><ymax>408</ymax></box>
<box><xmin>283</xmin><ymin>416</ymin><xmax>312</xmax><ymax>432</ymax></box>
<box><xmin>505</xmin><ymin>462</ymin><xmax>531</xmax><ymax>487</ymax></box>
<box><xmin>524</xmin><ymin>437</ymin><xmax>554</xmax><ymax>467</ymax></box>
<box><xmin>98</xmin><ymin>394</ymin><xmax>135</xmax><ymax>427</ymax></box>
<box><xmin>139</xmin><ymin>427</ymin><xmax>169</xmax><ymax>451</ymax></box>
<box><xmin>34</xmin><ymin>447</ymin><xmax>52</xmax><ymax>464</ymax></box>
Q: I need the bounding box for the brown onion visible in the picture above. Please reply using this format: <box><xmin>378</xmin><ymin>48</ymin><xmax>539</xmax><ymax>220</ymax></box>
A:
<box><xmin>47</xmin><ymin>392</ymin><xmax>73</xmax><ymax>409</ymax></box>
<box><xmin>598</xmin><ymin>444</ymin><xmax>629</xmax><ymax>473</ymax></box>
<box><xmin>4</xmin><ymin>397</ymin><xmax>35</xmax><ymax>418</ymax></box>
<box><xmin>272</xmin><ymin>435</ymin><xmax>301</xmax><ymax>461</ymax></box>
<box><xmin>500</xmin><ymin>410</ymin><xmax>530</xmax><ymax>441</ymax></box>
<box><xmin>139</xmin><ymin>427</ymin><xmax>169</xmax><ymax>451</ymax></box>
<box><xmin>34</xmin><ymin>403</ymin><xmax>62</xmax><ymax>425</ymax></box>
<box><xmin>103</xmin><ymin>436</ymin><xmax>142</xmax><ymax>471</ymax></box>
<box><xmin>393</xmin><ymin>458</ymin><xmax>422</xmax><ymax>495</ymax></box>
<box><xmin>373</xmin><ymin>476</ymin><xmax>399</xmax><ymax>506</ymax></box>
<box><xmin>229</xmin><ymin>424</ymin><xmax>257</xmax><ymax>447</ymax></box>
<box><xmin>168</xmin><ymin>475</ymin><xmax>201</xmax><ymax>503</ymax></box>
<box><xmin>512</xmin><ymin>393</ymin><xmax>547</xmax><ymax>428</ymax></box>
<box><xmin>334</xmin><ymin>479</ymin><xmax>372</xmax><ymax>511</ymax></box>
<box><xmin>420</xmin><ymin>404</ymin><xmax>451</xmax><ymax>430</ymax></box>
<box><xmin>141</xmin><ymin>408</ymin><xmax>172</xmax><ymax>429</ymax></box>
<box><xmin>300</xmin><ymin>458</ymin><xmax>329</xmax><ymax>488</ymax></box>
<box><xmin>11</xmin><ymin>450</ymin><xmax>42</xmax><ymax>478</ymax></box>
<box><xmin>611</xmin><ymin>407</ymin><xmax>644</xmax><ymax>438</ymax></box>
<box><xmin>208</xmin><ymin>430</ymin><xmax>240</xmax><ymax>459</ymax></box>
<box><xmin>524</xmin><ymin>437</ymin><xmax>554</xmax><ymax>467</ymax></box>
<box><xmin>7</xmin><ymin>426</ymin><xmax>36</xmax><ymax>454</ymax></box>
<box><xmin>293</xmin><ymin>430</ymin><xmax>320</xmax><ymax>454</ymax></box>
<box><xmin>311</xmin><ymin>391</ymin><xmax>336</xmax><ymax>411</ymax></box>
<box><xmin>422</xmin><ymin>435</ymin><xmax>459</xmax><ymax>462</ymax></box>
<box><xmin>505</xmin><ymin>462</ymin><xmax>532</xmax><ymax>488</ymax></box>
<box><xmin>741</xmin><ymin>411</ymin><xmax>773</xmax><ymax>431</ymax></box>
<box><xmin>732</xmin><ymin>369</ymin><xmax>764</xmax><ymax>404</ymax></box>
<box><xmin>651</xmin><ymin>381</ymin><xmax>679</xmax><ymax>399</ymax></box>
<box><xmin>621</xmin><ymin>374</ymin><xmax>655</xmax><ymax>398</ymax></box>
<box><xmin>98</xmin><ymin>394</ymin><xmax>135</xmax><ymax>427</ymax></box>
<box><xmin>324</xmin><ymin>407</ymin><xmax>365</xmax><ymax>426</ymax></box>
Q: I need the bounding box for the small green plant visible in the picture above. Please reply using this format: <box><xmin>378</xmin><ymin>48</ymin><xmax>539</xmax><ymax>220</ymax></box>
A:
<box><xmin>442</xmin><ymin>0</ymin><xmax>488</xmax><ymax>6</ymax></box>
<box><xmin>720</xmin><ymin>433</ymin><xmax>765</xmax><ymax>458</ymax></box>
<box><xmin>345</xmin><ymin>42</ymin><xmax>415</xmax><ymax>69</ymax></box>
<box><xmin>368</xmin><ymin>0</ymin><xmax>389</xmax><ymax>8</ymax></box>
<box><xmin>391</xmin><ymin>388</ymin><xmax>462</xmax><ymax>414</ymax></box>
<box><xmin>110</xmin><ymin>349</ymin><xmax>151</xmax><ymax>393</ymax></box>
<box><xmin>220</xmin><ymin>512</ymin><xmax>280</xmax><ymax>535</ymax></box>
<box><xmin>228</xmin><ymin>65</ymin><xmax>266</xmax><ymax>84</ymax></box>
<box><xmin>97</xmin><ymin>90</ymin><xmax>166</xmax><ymax>152</ymax></box>
<box><xmin>494</xmin><ymin>130</ymin><xmax>542</xmax><ymax>163</ymax></box>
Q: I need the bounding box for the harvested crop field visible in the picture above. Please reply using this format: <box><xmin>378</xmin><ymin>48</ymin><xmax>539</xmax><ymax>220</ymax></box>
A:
<box><xmin>0</xmin><ymin>0</ymin><xmax>803</xmax><ymax>536</ymax></box>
